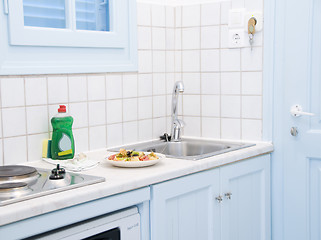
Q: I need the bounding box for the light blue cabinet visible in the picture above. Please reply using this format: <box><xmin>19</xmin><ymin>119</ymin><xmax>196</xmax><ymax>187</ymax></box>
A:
<box><xmin>150</xmin><ymin>155</ymin><xmax>271</xmax><ymax>240</ymax></box>
<box><xmin>0</xmin><ymin>156</ymin><xmax>270</xmax><ymax>240</ymax></box>
<box><xmin>221</xmin><ymin>155</ymin><xmax>271</xmax><ymax>240</ymax></box>
<box><xmin>150</xmin><ymin>168</ymin><xmax>220</xmax><ymax>240</ymax></box>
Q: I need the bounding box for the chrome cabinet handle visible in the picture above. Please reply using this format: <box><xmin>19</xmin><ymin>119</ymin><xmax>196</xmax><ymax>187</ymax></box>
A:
<box><xmin>225</xmin><ymin>192</ymin><xmax>232</xmax><ymax>200</ymax></box>
<box><xmin>215</xmin><ymin>195</ymin><xmax>223</xmax><ymax>203</ymax></box>
<box><xmin>290</xmin><ymin>105</ymin><xmax>315</xmax><ymax>117</ymax></box>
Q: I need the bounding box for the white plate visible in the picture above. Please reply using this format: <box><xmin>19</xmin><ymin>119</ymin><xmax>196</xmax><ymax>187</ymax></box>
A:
<box><xmin>105</xmin><ymin>152</ymin><xmax>165</xmax><ymax>168</ymax></box>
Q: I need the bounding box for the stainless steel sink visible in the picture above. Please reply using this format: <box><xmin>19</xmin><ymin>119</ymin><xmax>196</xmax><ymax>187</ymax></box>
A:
<box><xmin>108</xmin><ymin>138</ymin><xmax>255</xmax><ymax>160</ymax></box>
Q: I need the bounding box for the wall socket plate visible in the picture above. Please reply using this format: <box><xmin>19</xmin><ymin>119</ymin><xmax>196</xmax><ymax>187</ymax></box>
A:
<box><xmin>228</xmin><ymin>29</ymin><xmax>245</xmax><ymax>48</ymax></box>
<box><xmin>228</xmin><ymin>8</ymin><xmax>245</xmax><ymax>29</ymax></box>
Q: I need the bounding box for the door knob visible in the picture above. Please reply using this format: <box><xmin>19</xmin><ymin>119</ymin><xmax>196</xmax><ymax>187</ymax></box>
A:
<box><xmin>291</xmin><ymin>127</ymin><xmax>298</xmax><ymax>137</ymax></box>
<box><xmin>290</xmin><ymin>105</ymin><xmax>315</xmax><ymax>117</ymax></box>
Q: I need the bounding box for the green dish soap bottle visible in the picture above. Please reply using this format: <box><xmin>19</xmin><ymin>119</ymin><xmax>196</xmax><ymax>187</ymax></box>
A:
<box><xmin>51</xmin><ymin>105</ymin><xmax>75</xmax><ymax>160</ymax></box>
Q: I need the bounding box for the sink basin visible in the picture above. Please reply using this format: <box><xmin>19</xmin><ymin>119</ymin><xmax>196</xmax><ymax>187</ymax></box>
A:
<box><xmin>108</xmin><ymin>138</ymin><xmax>255</xmax><ymax>160</ymax></box>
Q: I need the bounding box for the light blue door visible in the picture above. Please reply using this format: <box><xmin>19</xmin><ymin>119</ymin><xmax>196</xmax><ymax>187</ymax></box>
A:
<box><xmin>272</xmin><ymin>0</ymin><xmax>321</xmax><ymax>239</ymax></box>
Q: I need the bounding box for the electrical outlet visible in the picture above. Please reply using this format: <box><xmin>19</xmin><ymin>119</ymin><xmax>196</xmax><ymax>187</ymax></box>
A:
<box><xmin>228</xmin><ymin>29</ymin><xmax>245</xmax><ymax>48</ymax></box>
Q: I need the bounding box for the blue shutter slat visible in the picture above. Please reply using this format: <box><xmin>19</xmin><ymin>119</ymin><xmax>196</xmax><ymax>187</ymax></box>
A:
<box><xmin>76</xmin><ymin>0</ymin><xmax>110</xmax><ymax>31</ymax></box>
<box><xmin>23</xmin><ymin>0</ymin><xmax>66</xmax><ymax>29</ymax></box>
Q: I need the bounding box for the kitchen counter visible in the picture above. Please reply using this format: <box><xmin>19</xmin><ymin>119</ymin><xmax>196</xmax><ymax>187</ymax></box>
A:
<box><xmin>0</xmin><ymin>140</ymin><xmax>273</xmax><ymax>227</ymax></box>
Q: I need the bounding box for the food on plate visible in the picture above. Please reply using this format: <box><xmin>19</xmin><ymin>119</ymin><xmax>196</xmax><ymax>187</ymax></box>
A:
<box><xmin>108</xmin><ymin>149</ymin><xmax>159</xmax><ymax>161</ymax></box>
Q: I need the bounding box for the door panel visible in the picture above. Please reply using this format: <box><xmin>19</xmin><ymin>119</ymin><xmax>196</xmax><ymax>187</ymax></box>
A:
<box><xmin>309</xmin><ymin>159</ymin><xmax>321</xmax><ymax>240</ymax></box>
<box><xmin>310</xmin><ymin>0</ymin><xmax>321</xmax><ymax>132</ymax></box>
<box><xmin>221</xmin><ymin>156</ymin><xmax>270</xmax><ymax>240</ymax></box>
<box><xmin>150</xmin><ymin>169</ymin><xmax>220</xmax><ymax>240</ymax></box>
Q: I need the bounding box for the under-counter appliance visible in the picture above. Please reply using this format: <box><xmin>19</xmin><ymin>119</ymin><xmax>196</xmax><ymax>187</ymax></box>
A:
<box><xmin>0</xmin><ymin>165</ymin><xmax>105</xmax><ymax>206</ymax></box>
<box><xmin>28</xmin><ymin>207</ymin><xmax>140</xmax><ymax>240</ymax></box>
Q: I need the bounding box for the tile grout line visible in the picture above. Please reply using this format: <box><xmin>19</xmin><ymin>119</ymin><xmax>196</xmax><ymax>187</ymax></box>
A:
<box><xmin>150</xmin><ymin>4</ymin><xmax>155</xmax><ymax>140</ymax></box>
<box><xmin>104</xmin><ymin>74</ymin><xmax>108</xmax><ymax>148</ymax></box>
<box><xmin>0</xmin><ymin>78</ymin><xmax>4</xmax><ymax>165</ymax></box>
<box><xmin>218</xmin><ymin>2</ymin><xmax>222</xmax><ymax>139</ymax></box>
<box><xmin>23</xmin><ymin>77</ymin><xmax>28</xmax><ymax>162</ymax></box>
<box><xmin>219</xmin><ymin>3</ymin><xmax>222</xmax><ymax>139</ymax></box>
<box><xmin>45</xmin><ymin>76</ymin><xmax>51</xmax><ymax>158</ymax></box>
<box><xmin>199</xmin><ymin>3</ymin><xmax>203</xmax><ymax>137</ymax></box>
<box><xmin>86</xmin><ymin>75</ymin><xmax>90</xmax><ymax>151</ymax></box>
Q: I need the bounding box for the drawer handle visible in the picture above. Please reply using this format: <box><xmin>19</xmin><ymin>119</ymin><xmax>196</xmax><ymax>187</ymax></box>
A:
<box><xmin>215</xmin><ymin>195</ymin><xmax>223</xmax><ymax>203</ymax></box>
<box><xmin>225</xmin><ymin>192</ymin><xmax>232</xmax><ymax>200</ymax></box>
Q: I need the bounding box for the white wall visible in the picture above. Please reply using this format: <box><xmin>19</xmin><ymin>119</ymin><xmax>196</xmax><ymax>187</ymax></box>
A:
<box><xmin>174</xmin><ymin>0</ymin><xmax>264</xmax><ymax>139</ymax></box>
<box><xmin>137</xmin><ymin>0</ymin><xmax>226</xmax><ymax>6</ymax></box>
<box><xmin>0</xmin><ymin>0</ymin><xmax>264</xmax><ymax>165</ymax></box>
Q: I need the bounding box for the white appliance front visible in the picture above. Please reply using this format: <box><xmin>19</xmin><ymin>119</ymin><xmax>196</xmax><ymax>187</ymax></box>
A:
<box><xmin>34</xmin><ymin>207</ymin><xmax>140</xmax><ymax>240</ymax></box>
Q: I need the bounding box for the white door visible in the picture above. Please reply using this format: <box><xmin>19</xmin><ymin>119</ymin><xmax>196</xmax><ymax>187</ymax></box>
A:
<box><xmin>272</xmin><ymin>0</ymin><xmax>321</xmax><ymax>239</ymax></box>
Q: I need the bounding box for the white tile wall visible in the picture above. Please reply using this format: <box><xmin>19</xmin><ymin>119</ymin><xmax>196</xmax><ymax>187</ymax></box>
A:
<box><xmin>123</xmin><ymin>121</ymin><xmax>138</xmax><ymax>144</ymax></box>
<box><xmin>123</xmin><ymin>98</ymin><xmax>138</xmax><ymax>122</ymax></box>
<box><xmin>178</xmin><ymin>0</ymin><xmax>263</xmax><ymax>141</ymax></box>
<box><xmin>138</xmin><ymin>119</ymin><xmax>153</xmax><ymax>141</ymax></box>
<box><xmin>201</xmin><ymin>50</ymin><xmax>220</xmax><ymax>72</ymax></box>
<box><xmin>25</xmin><ymin>77</ymin><xmax>48</xmax><ymax>106</ymax></box>
<box><xmin>201</xmin><ymin>26</ymin><xmax>220</xmax><ymax>49</ymax></box>
<box><xmin>88</xmin><ymin>101</ymin><xmax>106</xmax><ymax>126</ymax></box>
<box><xmin>3</xmin><ymin>137</ymin><xmax>27</xmax><ymax>165</ymax></box>
<box><xmin>184</xmin><ymin>116</ymin><xmax>201</xmax><ymax>137</ymax></box>
<box><xmin>69</xmin><ymin>102</ymin><xmax>88</xmax><ymax>128</ymax></box>
<box><xmin>48</xmin><ymin>76</ymin><xmax>68</xmax><ymax>104</ymax></box>
<box><xmin>182</xmin><ymin>5</ymin><xmax>201</xmax><ymax>27</ymax></box>
<box><xmin>201</xmin><ymin>2</ymin><xmax>221</xmax><ymax>26</ymax></box>
<box><xmin>1</xmin><ymin>78</ymin><xmax>25</xmax><ymax>108</ymax></box>
<box><xmin>68</xmin><ymin>75</ymin><xmax>87</xmax><ymax>102</ymax></box>
<box><xmin>89</xmin><ymin>126</ymin><xmax>107</xmax><ymax>150</ymax></box>
<box><xmin>0</xmin><ymin>0</ymin><xmax>264</xmax><ymax>165</ymax></box>
<box><xmin>182</xmin><ymin>27</ymin><xmax>200</xmax><ymax>49</ymax></box>
<box><xmin>26</xmin><ymin>106</ymin><xmax>49</xmax><ymax>134</ymax></box>
<box><xmin>87</xmin><ymin>75</ymin><xmax>106</xmax><ymax>101</ymax></box>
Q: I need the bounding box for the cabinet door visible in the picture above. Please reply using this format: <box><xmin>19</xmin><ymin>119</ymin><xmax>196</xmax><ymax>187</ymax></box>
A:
<box><xmin>150</xmin><ymin>169</ymin><xmax>220</xmax><ymax>240</ymax></box>
<box><xmin>220</xmin><ymin>155</ymin><xmax>271</xmax><ymax>240</ymax></box>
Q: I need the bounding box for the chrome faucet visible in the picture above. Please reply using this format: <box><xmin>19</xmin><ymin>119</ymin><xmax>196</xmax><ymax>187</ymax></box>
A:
<box><xmin>171</xmin><ymin>81</ymin><xmax>185</xmax><ymax>142</ymax></box>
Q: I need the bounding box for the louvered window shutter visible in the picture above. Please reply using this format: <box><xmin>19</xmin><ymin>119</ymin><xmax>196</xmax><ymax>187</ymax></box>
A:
<box><xmin>23</xmin><ymin>0</ymin><xmax>66</xmax><ymax>29</ymax></box>
<box><xmin>76</xmin><ymin>0</ymin><xmax>110</xmax><ymax>31</ymax></box>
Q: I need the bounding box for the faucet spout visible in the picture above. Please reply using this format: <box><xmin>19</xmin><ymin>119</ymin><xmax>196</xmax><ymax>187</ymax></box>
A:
<box><xmin>171</xmin><ymin>81</ymin><xmax>185</xmax><ymax>141</ymax></box>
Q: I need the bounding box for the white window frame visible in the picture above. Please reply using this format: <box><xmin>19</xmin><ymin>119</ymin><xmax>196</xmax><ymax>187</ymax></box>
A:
<box><xmin>0</xmin><ymin>0</ymin><xmax>138</xmax><ymax>75</ymax></box>
<box><xmin>8</xmin><ymin>0</ymin><xmax>127</xmax><ymax>48</ymax></box>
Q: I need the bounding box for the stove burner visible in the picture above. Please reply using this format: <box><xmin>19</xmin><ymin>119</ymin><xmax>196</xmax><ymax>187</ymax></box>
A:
<box><xmin>0</xmin><ymin>182</ymin><xmax>32</xmax><ymax>198</ymax></box>
<box><xmin>0</xmin><ymin>165</ymin><xmax>37</xmax><ymax>178</ymax></box>
<box><xmin>0</xmin><ymin>165</ymin><xmax>38</xmax><ymax>183</ymax></box>
<box><xmin>0</xmin><ymin>182</ymin><xmax>28</xmax><ymax>191</ymax></box>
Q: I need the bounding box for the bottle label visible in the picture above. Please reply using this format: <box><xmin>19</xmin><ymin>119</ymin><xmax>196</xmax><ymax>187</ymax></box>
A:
<box><xmin>58</xmin><ymin>133</ymin><xmax>72</xmax><ymax>153</ymax></box>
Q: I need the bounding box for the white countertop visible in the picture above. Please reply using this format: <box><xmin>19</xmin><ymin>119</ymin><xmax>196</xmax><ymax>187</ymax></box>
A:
<box><xmin>0</xmin><ymin>141</ymin><xmax>273</xmax><ymax>226</ymax></box>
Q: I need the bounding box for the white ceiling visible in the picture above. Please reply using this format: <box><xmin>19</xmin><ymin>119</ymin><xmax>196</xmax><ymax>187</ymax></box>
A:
<box><xmin>137</xmin><ymin>0</ymin><xmax>229</xmax><ymax>6</ymax></box>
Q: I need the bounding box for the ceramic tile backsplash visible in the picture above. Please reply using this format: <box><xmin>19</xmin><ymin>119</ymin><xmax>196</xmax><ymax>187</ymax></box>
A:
<box><xmin>176</xmin><ymin>0</ymin><xmax>264</xmax><ymax>141</ymax></box>
<box><xmin>0</xmin><ymin>0</ymin><xmax>264</xmax><ymax>165</ymax></box>
<box><xmin>1</xmin><ymin>78</ymin><xmax>25</xmax><ymax>107</ymax></box>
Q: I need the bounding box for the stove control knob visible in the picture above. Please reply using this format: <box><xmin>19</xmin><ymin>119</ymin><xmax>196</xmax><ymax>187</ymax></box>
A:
<box><xmin>49</xmin><ymin>164</ymin><xmax>65</xmax><ymax>180</ymax></box>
